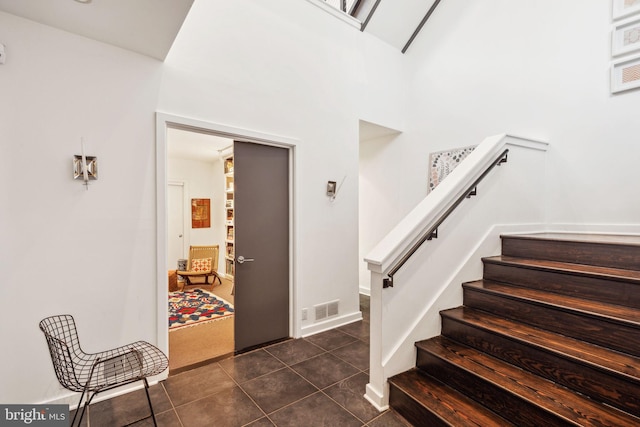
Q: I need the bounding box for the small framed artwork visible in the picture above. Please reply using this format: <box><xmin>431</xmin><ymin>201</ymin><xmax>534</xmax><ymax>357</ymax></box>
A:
<box><xmin>613</xmin><ymin>0</ymin><xmax>640</xmax><ymax>21</ymax></box>
<box><xmin>612</xmin><ymin>16</ymin><xmax>640</xmax><ymax>56</ymax></box>
<box><xmin>611</xmin><ymin>54</ymin><xmax>640</xmax><ymax>93</ymax></box>
<box><xmin>191</xmin><ymin>198</ymin><xmax>211</xmax><ymax>228</ymax></box>
<box><xmin>427</xmin><ymin>146</ymin><xmax>476</xmax><ymax>193</ymax></box>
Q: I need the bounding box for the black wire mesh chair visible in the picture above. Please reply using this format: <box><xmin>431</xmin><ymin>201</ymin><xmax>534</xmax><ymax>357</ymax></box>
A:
<box><xmin>39</xmin><ymin>314</ymin><xmax>169</xmax><ymax>427</ymax></box>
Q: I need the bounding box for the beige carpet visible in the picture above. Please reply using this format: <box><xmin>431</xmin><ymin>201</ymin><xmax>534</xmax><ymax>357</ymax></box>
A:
<box><xmin>169</xmin><ymin>276</ymin><xmax>235</xmax><ymax>374</ymax></box>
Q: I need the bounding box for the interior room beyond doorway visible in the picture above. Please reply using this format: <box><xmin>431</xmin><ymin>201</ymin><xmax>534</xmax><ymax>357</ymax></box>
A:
<box><xmin>167</xmin><ymin>128</ymin><xmax>236</xmax><ymax>373</ymax></box>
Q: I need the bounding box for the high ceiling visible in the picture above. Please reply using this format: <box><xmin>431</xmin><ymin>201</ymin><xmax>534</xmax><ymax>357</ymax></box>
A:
<box><xmin>0</xmin><ymin>0</ymin><xmax>440</xmax><ymax>59</ymax></box>
<box><xmin>362</xmin><ymin>0</ymin><xmax>440</xmax><ymax>52</ymax></box>
<box><xmin>319</xmin><ymin>0</ymin><xmax>442</xmax><ymax>53</ymax></box>
<box><xmin>0</xmin><ymin>0</ymin><xmax>431</xmax><ymax>153</ymax></box>
<box><xmin>0</xmin><ymin>0</ymin><xmax>194</xmax><ymax>60</ymax></box>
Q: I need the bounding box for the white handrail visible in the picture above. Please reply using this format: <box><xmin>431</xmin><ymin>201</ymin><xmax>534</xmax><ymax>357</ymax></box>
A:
<box><xmin>365</xmin><ymin>134</ymin><xmax>547</xmax><ymax>276</ymax></box>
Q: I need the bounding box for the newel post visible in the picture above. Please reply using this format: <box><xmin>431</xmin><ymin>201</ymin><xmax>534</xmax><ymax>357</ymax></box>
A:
<box><xmin>365</xmin><ymin>269</ymin><xmax>389</xmax><ymax>410</ymax></box>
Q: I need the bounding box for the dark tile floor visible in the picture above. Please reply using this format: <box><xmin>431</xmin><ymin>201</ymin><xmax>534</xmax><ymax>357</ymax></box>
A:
<box><xmin>78</xmin><ymin>296</ymin><xmax>411</xmax><ymax>426</ymax></box>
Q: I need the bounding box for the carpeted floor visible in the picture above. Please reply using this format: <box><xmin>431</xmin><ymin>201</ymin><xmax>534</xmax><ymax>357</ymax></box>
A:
<box><xmin>168</xmin><ymin>276</ymin><xmax>235</xmax><ymax>374</ymax></box>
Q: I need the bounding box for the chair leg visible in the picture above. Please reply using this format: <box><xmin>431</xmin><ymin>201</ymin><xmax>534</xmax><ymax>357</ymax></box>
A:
<box><xmin>72</xmin><ymin>388</ymin><xmax>101</xmax><ymax>427</ymax></box>
<box><xmin>143</xmin><ymin>378</ymin><xmax>158</xmax><ymax>427</ymax></box>
<box><xmin>72</xmin><ymin>381</ymin><xmax>157</xmax><ymax>427</ymax></box>
<box><xmin>70</xmin><ymin>387</ymin><xmax>89</xmax><ymax>427</ymax></box>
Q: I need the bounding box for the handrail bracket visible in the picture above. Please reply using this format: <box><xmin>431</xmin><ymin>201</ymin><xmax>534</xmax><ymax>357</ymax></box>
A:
<box><xmin>383</xmin><ymin>277</ymin><xmax>393</xmax><ymax>288</ymax></box>
<box><xmin>466</xmin><ymin>187</ymin><xmax>477</xmax><ymax>198</ymax></box>
<box><xmin>428</xmin><ymin>228</ymin><xmax>438</xmax><ymax>240</ymax></box>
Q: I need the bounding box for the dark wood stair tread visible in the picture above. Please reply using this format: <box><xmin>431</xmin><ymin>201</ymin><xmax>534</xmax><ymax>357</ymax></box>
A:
<box><xmin>389</xmin><ymin>369</ymin><xmax>515</xmax><ymax>427</ymax></box>
<box><xmin>391</xmin><ymin>234</ymin><xmax>640</xmax><ymax>425</ymax></box>
<box><xmin>417</xmin><ymin>337</ymin><xmax>640</xmax><ymax>426</ymax></box>
<box><xmin>501</xmin><ymin>233</ymin><xmax>640</xmax><ymax>270</ymax></box>
<box><xmin>441</xmin><ymin>306</ymin><xmax>640</xmax><ymax>381</ymax></box>
<box><xmin>464</xmin><ymin>280</ymin><xmax>640</xmax><ymax>326</ymax></box>
<box><xmin>484</xmin><ymin>255</ymin><xmax>640</xmax><ymax>282</ymax></box>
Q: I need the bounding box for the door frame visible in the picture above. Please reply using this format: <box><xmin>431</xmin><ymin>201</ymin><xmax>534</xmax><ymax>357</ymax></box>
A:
<box><xmin>155</xmin><ymin>112</ymin><xmax>298</xmax><ymax>368</ymax></box>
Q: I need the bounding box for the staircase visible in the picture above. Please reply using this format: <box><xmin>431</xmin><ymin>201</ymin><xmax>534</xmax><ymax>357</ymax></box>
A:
<box><xmin>388</xmin><ymin>233</ymin><xmax>640</xmax><ymax>426</ymax></box>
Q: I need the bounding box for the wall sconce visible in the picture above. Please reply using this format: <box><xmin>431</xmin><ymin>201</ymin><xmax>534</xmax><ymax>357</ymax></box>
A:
<box><xmin>326</xmin><ymin>176</ymin><xmax>347</xmax><ymax>202</ymax></box>
<box><xmin>326</xmin><ymin>181</ymin><xmax>337</xmax><ymax>198</ymax></box>
<box><xmin>73</xmin><ymin>140</ymin><xmax>97</xmax><ymax>190</ymax></box>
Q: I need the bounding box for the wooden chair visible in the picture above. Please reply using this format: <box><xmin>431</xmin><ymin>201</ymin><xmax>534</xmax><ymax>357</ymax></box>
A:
<box><xmin>39</xmin><ymin>315</ymin><xmax>168</xmax><ymax>427</ymax></box>
<box><xmin>177</xmin><ymin>245</ymin><xmax>222</xmax><ymax>289</ymax></box>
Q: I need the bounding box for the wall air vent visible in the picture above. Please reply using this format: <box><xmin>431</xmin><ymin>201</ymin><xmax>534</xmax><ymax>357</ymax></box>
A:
<box><xmin>314</xmin><ymin>300</ymin><xmax>340</xmax><ymax>322</ymax></box>
<box><xmin>327</xmin><ymin>300</ymin><xmax>339</xmax><ymax>317</ymax></box>
<box><xmin>315</xmin><ymin>304</ymin><xmax>327</xmax><ymax>321</ymax></box>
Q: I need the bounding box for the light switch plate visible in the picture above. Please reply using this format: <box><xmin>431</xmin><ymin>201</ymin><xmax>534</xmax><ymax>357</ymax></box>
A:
<box><xmin>0</xmin><ymin>43</ymin><xmax>5</xmax><ymax>64</ymax></box>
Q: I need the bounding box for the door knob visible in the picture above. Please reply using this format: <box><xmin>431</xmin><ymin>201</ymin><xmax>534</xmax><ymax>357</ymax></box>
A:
<box><xmin>237</xmin><ymin>255</ymin><xmax>254</xmax><ymax>264</ymax></box>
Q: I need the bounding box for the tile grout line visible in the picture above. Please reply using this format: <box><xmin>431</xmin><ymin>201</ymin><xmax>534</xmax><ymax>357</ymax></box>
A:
<box><xmin>318</xmin><ymin>371</ymin><xmax>376</xmax><ymax>425</ymax></box>
<box><xmin>160</xmin><ymin>381</ymin><xmax>186</xmax><ymax>427</ymax></box>
<box><xmin>261</xmin><ymin>351</ymin><xmax>370</xmax><ymax>424</ymax></box>
<box><xmin>166</xmin><ymin>305</ymin><xmax>373</xmax><ymax>425</ymax></box>
<box><xmin>221</xmin><ymin>360</ymin><xmax>274</xmax><ymax>426</ymax></box>
<box><xmin>260</xmin><ymin>326</ymin><xmax>373</xmax><ymax>424</ymax></box>
<box><xmin>241</xmin><ymin>362</ymin><xmax>324</xmax><ymax>421</ymax></box>
<box><xmin>214</xmin><ymin>345</ymin><xmax>361</xmax><ymax>426</ymax></box>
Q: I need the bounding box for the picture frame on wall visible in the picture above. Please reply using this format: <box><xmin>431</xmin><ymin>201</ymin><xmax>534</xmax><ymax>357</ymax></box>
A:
<box><xmin>191</xmin><ymin>198</ymin><xmax>211</xmax><ymax>228</ymax></box>
<box><xmin>613</xmin><ymin>0</ymin><xmax>640</xmax><ymax>21</ymax></box>
<box><xmin>612</xmin><ymin>16</ymin><xmax>640</xmax><ymax>56</ymax></box>
<box><xmin>427</xmin><ymin>146</ymin><xmax>476</xmax><ymax>193</ymax></box>
<box><xmin>611</xmin><ymin>54</ymin><xmax>640</xmax><ymax>93</ymax></box>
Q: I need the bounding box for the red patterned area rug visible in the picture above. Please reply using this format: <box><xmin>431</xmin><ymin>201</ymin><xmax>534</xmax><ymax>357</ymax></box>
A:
<box><xmin>169</xmin><ymin>288</ymin><xmax>234</xmax><ymax>330</ymax></box>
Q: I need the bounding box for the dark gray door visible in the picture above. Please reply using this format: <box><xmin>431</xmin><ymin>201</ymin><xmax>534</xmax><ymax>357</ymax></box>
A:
<box><xmin>233</xmin><ymin>141</ymin><xmax>289</xmax><ymax>352</ymax></box>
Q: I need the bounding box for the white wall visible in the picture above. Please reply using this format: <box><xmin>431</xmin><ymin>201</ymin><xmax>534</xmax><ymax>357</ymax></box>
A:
<box><xmin>360</xmin><ymin>0</ymin><xmax>640</xmax><ymax>344</ymax></box>
<box><xmin>1</xmin><ymin>0</ymin><xmax>406</xmax><ymax>405</ymax></box>
<box><xmin>358</xmin><ymin>132</ymin><xmax>410</xmax><ymax>294</ymax></box>
<box><xmin>8</xmin><ymin>0</ymin><xmax>633</xmax><ymax>408</ymax></box>
<box><xmin>360</xmin><ymin>1</ymin><xmax>640</xmax><ymax>244</ymax></box>
<box><xmin>0</xmin><ymin>11</ymin><xmax>164</xmax><ymax>405</ymax></box>
<box><xmin>362</xmin><ymin>0</ymin><xmax>640</xmax><ymax>407</ymax></box>
<box><xmin>402</xmin><ymin>0</ymin><xmax>640</xmax><ymax>226</ymax></box>
<box><xmin>167</xmin><ymin>156</ymin><xmax>225</xmax><ymax>274</ymax></box>
<box><xmin>159</xmin><ymin>0</ymin><xmax>406</xmax><ymax>337</ymax></box>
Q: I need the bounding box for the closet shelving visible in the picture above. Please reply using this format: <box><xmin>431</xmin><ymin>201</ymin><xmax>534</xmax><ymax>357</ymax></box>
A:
<box><xmin>224</xmin><ymin>155</ymin><xmax>235</xmax><ymax>278</ymax></box>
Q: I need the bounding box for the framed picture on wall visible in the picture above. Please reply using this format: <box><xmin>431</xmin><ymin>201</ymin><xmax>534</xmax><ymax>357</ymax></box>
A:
<box><xmin>427</xmin><ymin>146</ymin><xmax>476</xmax><ymax>193</ymax></box>
<box><xmin>611</xmin><ymin>54</ymin><xmax>640</xmax><ymax>92</ymax></box>
<box><xmin>612</xmin><ymin>16</ymin><xmax>640</xmax><ymax>56</ymax></box>
<box><xmin>613</xmin><ymin>0</ymin><xmax>640</xmax><ymax>21</ymax></box>
<box><xmin>191</xmin><ymin>198</ymin><xmax>211</xmax><ymax>228</ymax></box>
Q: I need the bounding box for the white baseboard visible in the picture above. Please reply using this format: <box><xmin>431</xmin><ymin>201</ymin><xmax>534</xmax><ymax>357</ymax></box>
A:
<box><xmin>36</xmin><ymin>378</ymin><xmax>164</xmax><ymax>410</ymax></box>
<box><xmin>545</xmin><ymin>223</ymin><xmax>640</xmax><ymax>235</ymax></box>
<box><xmin>300</xmin><ymin>311</ymin><xmax>362</xmax><ymax>337</ymax></box>
<box><xmin>364</xmin><ymin>383</ymin><xmax>389</xmax><ymax>412</ymax></box>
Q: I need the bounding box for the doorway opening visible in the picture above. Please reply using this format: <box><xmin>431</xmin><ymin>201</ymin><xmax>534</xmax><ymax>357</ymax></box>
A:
<box><xmin>358</xmin><ymin>120</ymin><xmax>402</xmax><ymax>296</ymax></box>
<box><xmin>156</xmin><ymin>113</ymin><xmax>297</xmax><ymax>376</ymax></box>
<box><xmin>167</xmin><ymin>128</ymin><xmax>235</xmax><ymax>373</ymax></box>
